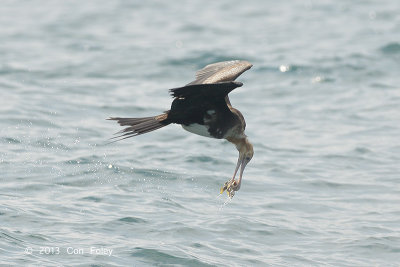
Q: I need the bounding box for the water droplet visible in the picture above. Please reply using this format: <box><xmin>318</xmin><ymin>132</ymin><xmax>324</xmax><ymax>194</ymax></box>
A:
<box><xmin>279</xmin><ymin>65</ymin><xmax>290</xmax><ymax>72</ymax></box>
<box><xmin>312</xmin><ymin>76</ymin><xmax>323</xmax><ymax>83</ymax></box>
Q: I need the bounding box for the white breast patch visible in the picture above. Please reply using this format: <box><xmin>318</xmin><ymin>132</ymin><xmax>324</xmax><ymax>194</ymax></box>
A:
<box><xmin>206</xmin><ymin>109</ymin><xmax>216</xmax><ymax>115</ymax></box>
<box><xmin>181</xmin><ymin>123</ymin><xmax>214</xmax><ymax>138</ymax></box>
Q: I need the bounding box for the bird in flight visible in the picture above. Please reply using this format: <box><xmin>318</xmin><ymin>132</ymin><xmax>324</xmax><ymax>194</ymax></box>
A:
<box><xmin>108</xmin><ymin>60</ymin><xmax>253</xmax><ymax>198</ymax></box>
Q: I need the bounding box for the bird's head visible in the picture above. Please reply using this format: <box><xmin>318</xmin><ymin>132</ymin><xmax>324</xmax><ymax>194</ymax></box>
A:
<box><xmin>240</xmin><ymin>138</ymin><xmax>253</xmax><ymax>160</ymax></box>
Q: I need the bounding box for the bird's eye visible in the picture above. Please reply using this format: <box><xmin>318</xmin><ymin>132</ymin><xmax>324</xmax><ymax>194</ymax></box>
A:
<box><xmin>246</xmin><ymin>156</ymin><xmax>251</xmax><ymax>161</ymax></box>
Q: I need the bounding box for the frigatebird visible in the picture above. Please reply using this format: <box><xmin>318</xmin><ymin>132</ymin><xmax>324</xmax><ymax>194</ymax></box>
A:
<box><xmin>108</xmin><ymin>60</ymin><xmax>253</xmax><ymax>198</ymax></box>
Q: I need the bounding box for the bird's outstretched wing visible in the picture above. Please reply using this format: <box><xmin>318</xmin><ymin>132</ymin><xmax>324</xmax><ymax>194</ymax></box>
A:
<box><xmin>187</xmin><ymin>60</ymin><xmax>252</xmax><ymax>85</ymax></box>
<box><xmin>169</xmin><ymin>81</ymin><xmax>243</xmax><ymax>99</ymax></box>
<box><xmin>167</xmin><ymin>82</ymin><xmax>244</xmax><ymax>129</ymax></box>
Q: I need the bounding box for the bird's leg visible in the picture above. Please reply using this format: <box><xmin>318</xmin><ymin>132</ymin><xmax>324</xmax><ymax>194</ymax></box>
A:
<box><xmin>220</xmin><ymin>157</ymin><xmax>241</xmax><ymax>198</ymax></box>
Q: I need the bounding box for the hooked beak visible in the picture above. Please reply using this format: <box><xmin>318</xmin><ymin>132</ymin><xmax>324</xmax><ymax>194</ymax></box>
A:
<box><xmin>227</xmin><ymin>155</ymin><xmax>249</xmax><ymax>190</ymax></box>
<box><xmin>236</xmin><ymin>156</ymin><xmax>249</xmax><ymax>190</ymax></box>
<box><xmin>220</xmin><ymin>137</ymin><xmax>253</xmax><ymax>197</ymax></box>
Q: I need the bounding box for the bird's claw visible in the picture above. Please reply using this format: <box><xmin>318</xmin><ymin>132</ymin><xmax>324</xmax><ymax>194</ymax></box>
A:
<box><xmin>220</xmin><ymin>180</ymin><xmax>238</xmax><ymax>198</ymax></box>
<box><xmin>220</xmin><ymin>181</ymin><xmax>229</xmax><ymax>194</ymax></box>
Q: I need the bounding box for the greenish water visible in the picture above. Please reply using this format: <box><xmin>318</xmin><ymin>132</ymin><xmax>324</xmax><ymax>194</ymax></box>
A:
<box><xmin>1</xmin><ymin>0</ymin><xmax>400</xmax><ymax>266</ymax></box>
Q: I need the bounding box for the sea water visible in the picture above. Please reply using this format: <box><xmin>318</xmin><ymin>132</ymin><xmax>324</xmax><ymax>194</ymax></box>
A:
<box><xmin>1</xmin><ymin>0</ymin><xmax>400</xmax><ymax>266</ymax></box>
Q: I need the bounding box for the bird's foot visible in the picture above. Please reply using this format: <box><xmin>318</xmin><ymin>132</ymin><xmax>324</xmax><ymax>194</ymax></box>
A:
<box><xmin>220</xmin><ymin>179</ymin><xmax>239</xmax><ymax>198</ymax></box>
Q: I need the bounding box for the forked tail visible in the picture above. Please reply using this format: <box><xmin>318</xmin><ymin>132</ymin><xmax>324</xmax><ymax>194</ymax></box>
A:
<box><xmin>107</xmin><ymin>113</ymin><xmax>170</xmax><ymax>142</ymax></box>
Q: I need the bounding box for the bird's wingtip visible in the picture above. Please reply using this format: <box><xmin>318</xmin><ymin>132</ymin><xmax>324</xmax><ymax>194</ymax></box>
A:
<box><xmin>234</xmin><ymin>81</ymin><xmax>243</xmax><ymax>87</ymax></box>
<box><xmin>238</xmin><ymin>60</ymin><xmax>253</xmax><ymax>69</ymax></box>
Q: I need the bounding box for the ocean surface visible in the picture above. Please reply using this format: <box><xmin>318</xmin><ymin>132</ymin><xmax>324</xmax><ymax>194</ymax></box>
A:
<box><xmin>1</xmin><ymin>0</ymin><xmax>400</xmax><ymax>266</ymax></box>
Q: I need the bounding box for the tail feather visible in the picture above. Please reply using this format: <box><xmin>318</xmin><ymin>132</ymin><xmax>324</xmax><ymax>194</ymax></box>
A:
<box><xmin>111</xmin><ymin>117</ymin><xmax>155</xmax><ymax>126</ymax></box>
<box><xmin>107</xmin><ymin>113</ymin><xmax>170</xmax><ymax>143</ymax></box>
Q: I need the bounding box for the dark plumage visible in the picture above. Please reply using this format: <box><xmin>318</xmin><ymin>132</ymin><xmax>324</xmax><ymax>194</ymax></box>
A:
<box><xmin>108</xmin><ymin>60</ymin><xmax>254</xmax><ymax>198</ymax></box>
